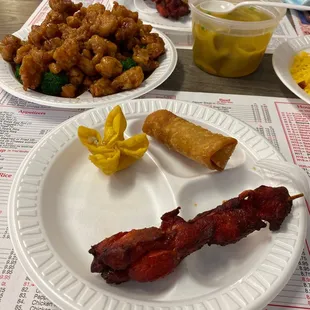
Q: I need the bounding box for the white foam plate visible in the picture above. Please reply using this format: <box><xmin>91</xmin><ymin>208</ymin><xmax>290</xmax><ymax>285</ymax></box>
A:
<box><xmin>8</xmin><ymin>99</ymin><xmax>307</xmax><ymax>310</ymax></box>
<box><xmin>0</xmin><ymin>28</ymin><xmax>177</xmax><ymax>109</ymax></box>
<box><xmin>111</xmin><ymin>0</ymin><xmax>192</xmax><ymax>32</ymax></box>
<box><xmin>273</xmin><ymin>35</ymin><xmax>310</xmax><ymax>104</ymax></box>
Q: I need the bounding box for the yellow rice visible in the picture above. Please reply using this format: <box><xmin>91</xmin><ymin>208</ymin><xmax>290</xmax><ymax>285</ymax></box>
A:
<box><xmin>290</xmin><ymin>51</ymin><xmax>310</xmax><ymax>94</ymax></box>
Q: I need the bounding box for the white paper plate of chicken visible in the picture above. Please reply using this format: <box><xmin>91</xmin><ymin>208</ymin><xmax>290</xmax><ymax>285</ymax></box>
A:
<box><xmin>0</xmin><ymin>0</ymin><xmax>177</xmax><ymax>109</ymax></box>
<box><xmin>112</xmin><ymin>0</ymin><xmax>192</xmax><ymax>32</ymax></box>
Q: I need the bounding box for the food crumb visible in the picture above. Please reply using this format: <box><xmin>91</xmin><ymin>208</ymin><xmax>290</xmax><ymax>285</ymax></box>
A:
<box><xmin>194</xmin><ymin>203</ymin><xmax>198</xmax><ymax>207</ymax></box>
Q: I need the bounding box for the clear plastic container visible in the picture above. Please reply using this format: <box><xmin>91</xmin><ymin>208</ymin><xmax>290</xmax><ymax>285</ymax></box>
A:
<box><xmin>189</xmin><ymin>0</ymin><xmax>286</xmax><ymax>77</ymax></box>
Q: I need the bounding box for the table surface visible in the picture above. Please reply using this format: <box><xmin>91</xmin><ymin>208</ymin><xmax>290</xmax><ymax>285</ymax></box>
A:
<box><xmin>0</xmin><ymin>0</ymin><xmax>298</xmax><ymax>99</ymax></box>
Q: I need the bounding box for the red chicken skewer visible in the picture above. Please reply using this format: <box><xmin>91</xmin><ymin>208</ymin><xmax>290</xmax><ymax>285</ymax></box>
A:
<box><xmin>89</xmin><ymin>186</ymin><xmax>303</xmax><ymax>284</ymax></box>
<box><xmin>151</xmin><ymin>0</ymin><xmax>190</xmax><ymax>19</ymax></box>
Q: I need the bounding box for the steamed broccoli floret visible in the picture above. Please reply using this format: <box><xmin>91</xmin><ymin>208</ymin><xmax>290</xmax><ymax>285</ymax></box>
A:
<box><xmin>40</xmin><ymin>71</ymin><xmax>69</xmax><ymax>96</ymax></box>
<box><xmin>15</xmin><ymin>64</ymin><xmax>21</xmax><ymax>83</ymax></box>
<box><xmin>121</xmin><ymin>58</ymin><xmax>137</xmax><ymax>71</ymax></box>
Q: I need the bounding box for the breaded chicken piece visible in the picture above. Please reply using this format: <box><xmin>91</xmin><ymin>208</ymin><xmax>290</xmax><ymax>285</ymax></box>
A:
<box><xmin>115</xmin><ymin>18</ymin><xmax>139</xmax><ymax>42</ymax></box>
<box><xmin>0</xmin><ymin>35</ymin><xmax>22</xmax><ymax>62</ymax></box>
<box><xmin>68</xmin><ymin>67</ymin><xmax>84</xmax><ymax>86</ymax></box>
<box><xmin>85</xmin><ymin>35</ymin><xmax>117</xmax><ymax>64</ymax></box>
<box><xmin>61</xmin><ymin>84</ymin><xmax>76</xmax><ymax>97</ymax></box>
<box><xmin>53</xmin><ymin>38</ymin><xmax>79</xmax><ymax>71</ymax></box>
<box><xmin>95</xmin><ymin>56</ymin><xmax>122</xmax><ymax>78</ymax></box>
<box><xmin>20</xmin><ymin>55</ymin><xmax>43</xmax><ymax>90</ymax></box>
<box><xmin>28</xmin><ymin>24</ymin><xmax>60</xmax><ymax>48</ymax></box>
<box><xmin>20</xmin><ymin>47</ymin><xmax>54</xmax><ymax>90</ymax></box>
<box><xmin>111</xmin><ymin>2</ymin><xmax>138</xmax><ymax>21</ymax></box>
<box><xmin>83</xmin><ymin>3</ymin><xmax>105</xmax><ymax>25</ymax></box>
<box><xmin>77</xmin><ymin>55</ymin><xmax>97</xmax><ymax>76</ymax></box>
<box><xmin>90</xmin><ymin>11</ymin><xmax>118</xmax><ymax>38</ymax></box>
<box><xmin>90</xmin><ymin>77</ymin><xmax>116</xmax><ymax>97</ymax></box>
<box><xmin>42</xmin><ymin>10</ymin><xmax>66</xmax><ymax>25</ymax></box>
<box><xmin>14</xmin><ymin>44</ymin><xmax>33</xmax><ymax>64</ymax></box>
<box><xmin>43</xmin><ymin>37</ymin><xmax>63</xmax><ymax>51</ymax></box>
<box><xmin>49</xmin><ymin>0</ymin><xmax>82</xmax><ymax>15</ymax></box>
<box><xmin>111</xmin><ymin>66</ymin><xmax>144</xmax><ymax>91</ymax></box>
<box><xmin>133</xmin><ymin>46</ymin><xmax>159</xmax><ymax>72</ymax></box>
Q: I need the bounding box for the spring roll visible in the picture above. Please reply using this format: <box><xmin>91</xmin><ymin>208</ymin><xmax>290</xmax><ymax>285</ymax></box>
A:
<box><xmin>142</xmin><ymin>109</ymin><xmax>238</xmax><ymax>171</ymax></box>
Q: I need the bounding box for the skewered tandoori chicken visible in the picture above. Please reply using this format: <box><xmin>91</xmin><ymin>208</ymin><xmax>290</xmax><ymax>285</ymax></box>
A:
<box><xmin>151</xmin><ymin>0</ymin><xmax>190</xmax><ymax>19</ymax></box>
<box><xmin>89</xmin><ymin>185</ymin><xmax>303</xmax><ymax>284</ymax></box>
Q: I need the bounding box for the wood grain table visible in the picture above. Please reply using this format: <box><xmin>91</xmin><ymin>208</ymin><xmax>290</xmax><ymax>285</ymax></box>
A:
<box><xmin>0</xmin><ymin>0</ymin><xmax>298</xmax><ymax>99</ymax></box>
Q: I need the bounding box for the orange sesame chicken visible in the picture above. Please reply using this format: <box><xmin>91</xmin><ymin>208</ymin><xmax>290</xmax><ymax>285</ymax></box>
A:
<box><xmin>0</xmin><ymin>0</ymin><xmax>166</xmax><ymax>98</ymax></box>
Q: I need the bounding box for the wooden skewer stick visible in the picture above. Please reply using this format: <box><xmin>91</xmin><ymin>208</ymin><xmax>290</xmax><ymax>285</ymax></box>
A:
<box><xmin>223</xmin><ymin>193</ymin><xmax>304</xmax><ymax>203</ymax></box>
<box><xmin>289</xmin><ymin>193</ymin><xmax>304</xmax><ymax>201</ymax></box>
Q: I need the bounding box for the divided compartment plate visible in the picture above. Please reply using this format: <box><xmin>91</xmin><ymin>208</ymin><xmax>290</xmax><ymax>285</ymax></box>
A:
<box><xmin>8</xmin><ymin>99</ymin><xmax>307</xmax><ymax>310</ymax></box>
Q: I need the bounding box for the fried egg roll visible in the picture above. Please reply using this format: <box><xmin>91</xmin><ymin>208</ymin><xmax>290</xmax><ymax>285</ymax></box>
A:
<box><xmin>142</xmin><ymin>109</ymin><xmax>238</xmax><ymax>171</ymax></box>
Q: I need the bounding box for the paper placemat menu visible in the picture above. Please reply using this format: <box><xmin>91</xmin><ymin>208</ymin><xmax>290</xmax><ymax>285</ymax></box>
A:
<box><xmin>291</xmin><ymin>9</ymin><xmax>310</xmax><ymax>36</ymax></box>
<box><xmin>0</xmin><ymin>88</ymin><xmax>310</xmax><ymax>310</ymax></box>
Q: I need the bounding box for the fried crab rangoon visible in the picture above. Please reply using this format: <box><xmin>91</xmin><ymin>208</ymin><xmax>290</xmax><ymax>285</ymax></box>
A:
<box><xmin>0</xmin><ymin>0</ymin><xmax>166</xmax><ymax>98</ymax></box>
<box><xmin>78</xmin><ymin>105</ymin><xmax>149</xmax><ymax>175</ymax></box>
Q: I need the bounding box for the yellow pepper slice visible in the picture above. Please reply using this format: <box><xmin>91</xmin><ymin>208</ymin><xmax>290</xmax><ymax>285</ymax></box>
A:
<box><xmin>78</xmin><ymin>105</ymin><xmax>149</xmax><ymax>175</ymax></box>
